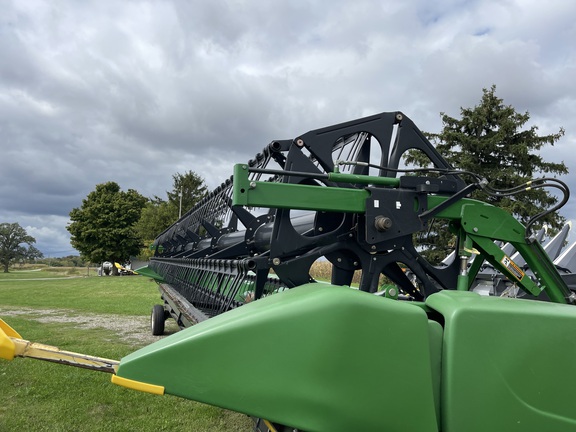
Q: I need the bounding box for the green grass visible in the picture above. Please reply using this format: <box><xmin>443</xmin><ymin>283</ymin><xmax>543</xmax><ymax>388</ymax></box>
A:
<box><xmin>0</xmin><ymin>274</ymin><xmax>253</xmax><ymax>431</ymax></box>
<box><xmin>0</xmin><ymin>274</ymin><xmax>160</xmax><ymax>316</ymax></box>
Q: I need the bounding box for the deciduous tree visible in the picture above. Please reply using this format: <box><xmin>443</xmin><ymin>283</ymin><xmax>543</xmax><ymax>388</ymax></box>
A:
<box><xmin>67</xmin><ymin>182</ymin><xmax>146</xmax><ymax>271</ymax></box>
<box><xmin>135</xmin><ymin>198</ymin><xmax>175</xmax><ymax>242</ymax></box>
<box><xmin>0</xmin><ymin>223</ymin><xmax>41</xmax><ymax>272</ymax></box>
<box><xmin>135</xmin><ymin>171</ymin><xmax>208</xmax><ymax>242</ymax></box>
<box><xmin>24</xmin><ymin>245</ymin><xmax>43</xmax><ymax>263</ymax></box>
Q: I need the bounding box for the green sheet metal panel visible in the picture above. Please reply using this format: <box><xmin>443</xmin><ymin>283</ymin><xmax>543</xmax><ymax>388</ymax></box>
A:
<box><xmin>116</xmin><ymin>284</ymin><xmax>440</xmax><ymax>432</ymax></box>
<box><xmin>134</xmin><ymin>265</ymin><xmax>164</xmax><ymax>282</ymax></box>
<box><xmin>428</xmin><ymin>319</ymin><xmax>443</xmax><ymax>431</ymax></box>
<box><xmin>426</xmin><ymin>291</ymin><xmax>576</xmax><ymax>432</ymax></box>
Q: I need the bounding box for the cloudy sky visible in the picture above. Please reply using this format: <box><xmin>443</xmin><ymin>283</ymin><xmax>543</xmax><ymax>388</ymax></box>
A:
<box><xmin>1</xmin><ymin>0</ymin><xmax>575</xmax><ymax>257</ymax></box>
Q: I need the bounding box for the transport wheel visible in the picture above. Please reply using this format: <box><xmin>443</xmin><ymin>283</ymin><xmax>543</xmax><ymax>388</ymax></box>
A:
<box><xmin>151</xmin><ymin>304</ymin><xmax>166</xmax><ymax>336</ymax></box>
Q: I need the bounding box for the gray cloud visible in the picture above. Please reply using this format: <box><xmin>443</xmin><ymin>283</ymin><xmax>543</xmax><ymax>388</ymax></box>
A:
<box><xmin>1</xmin><ymin>0</ymin><xmax>575</xmax><ymax>256</ymax></box>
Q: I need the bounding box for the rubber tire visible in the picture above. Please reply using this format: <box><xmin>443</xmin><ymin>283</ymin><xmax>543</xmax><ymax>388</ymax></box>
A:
<box><xmin>151</xmin><ymin>304</ymin><xmax>166</xmax><ymax>336</ymax></box>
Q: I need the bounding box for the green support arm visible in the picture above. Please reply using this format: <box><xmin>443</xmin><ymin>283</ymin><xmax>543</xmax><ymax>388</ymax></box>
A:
<box><xmin>233</xmin><ymin>164</ymin><xmax>370</xmax><ymax>212</ymax></box>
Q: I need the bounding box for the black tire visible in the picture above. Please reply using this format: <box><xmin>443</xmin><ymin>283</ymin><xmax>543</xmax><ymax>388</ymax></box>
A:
<box><xmin>151</xmin><ymin>304</ymin><xmax>166</xmax><ymax>336</ymax></box>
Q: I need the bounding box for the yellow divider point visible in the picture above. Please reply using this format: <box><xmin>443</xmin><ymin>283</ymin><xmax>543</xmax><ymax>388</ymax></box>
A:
<box><xmin>111</xmin><ymin>374</ymin><xmax>165</xmax><ymax>395</ymax></box>
<box><xmin>0</xmin><ymin>319</ymin><xmax>20</xmax><ymax>361</ymax></box>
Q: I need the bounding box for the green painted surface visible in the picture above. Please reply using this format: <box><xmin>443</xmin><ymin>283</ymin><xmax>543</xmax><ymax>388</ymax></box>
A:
<box><xmin>426</xmin><ymin>291</ymin><xmax>576</xmax><ymax>432</ymax></box>
<box><xmin>427</xmin><ymin>319</ymin><xmax>443</xmax><ymax>431</ymax></box>
<box><xmin>116</xmin><ymin>284</ymin><xmax>440</xmax><ymax>432</ymax></box>
<box><xmin>327</xmin><ymin>171</ymin><xmax>401</xmax><ymax>187</ymax></box>
<box><xmin>232</xmin><ymin>164</ymin><xmax>369</xmax><ymax>213</ymax></box>
<box><xmin>134</xmin><ymin>266</ymin><xmax>164</xmax><ymax>282</ymax></box>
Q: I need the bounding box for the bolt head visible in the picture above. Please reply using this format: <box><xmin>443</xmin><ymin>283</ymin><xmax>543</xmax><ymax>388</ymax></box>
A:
<box><xmin>375</xmin><ymin>215</ymin><xmax>393</xmax><ymax>232</ymax></box>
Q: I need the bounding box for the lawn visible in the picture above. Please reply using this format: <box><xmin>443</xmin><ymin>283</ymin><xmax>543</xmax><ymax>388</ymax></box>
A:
<box><xmin>0</xmin><ymin>269</ymin><xmax>254</xmax><ymax>432</ymax></box>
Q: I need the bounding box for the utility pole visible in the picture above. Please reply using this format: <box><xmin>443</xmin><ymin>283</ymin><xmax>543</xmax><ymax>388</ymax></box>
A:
<box><xmin>179</xmin><ymin>187</ymin><xmax>183</xmax><ymax>219</ymax></box>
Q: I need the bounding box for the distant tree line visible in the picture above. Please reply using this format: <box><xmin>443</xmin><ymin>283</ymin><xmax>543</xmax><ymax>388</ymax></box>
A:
<box><xmin>36</xmin><ymin>256</ymin><xmax>88</xmax><ymax>267</ymax></box>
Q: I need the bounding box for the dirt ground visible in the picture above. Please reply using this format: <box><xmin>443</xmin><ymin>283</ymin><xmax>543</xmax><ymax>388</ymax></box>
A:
<box><xmin>0</xmin><ymin>307</ymin><xmax>181</xmax><ymax>347</ymax></box>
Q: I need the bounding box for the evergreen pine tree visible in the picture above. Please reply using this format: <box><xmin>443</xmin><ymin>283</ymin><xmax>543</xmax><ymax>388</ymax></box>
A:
<box><xmin>405</xmin><ymin>85</ymin><xmax>567</xmax><ymax>263</ymax></box>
